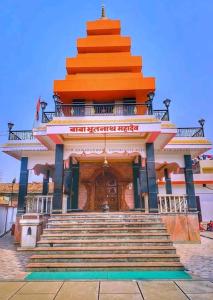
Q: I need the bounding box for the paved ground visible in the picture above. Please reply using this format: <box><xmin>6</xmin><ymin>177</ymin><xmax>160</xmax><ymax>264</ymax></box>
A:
<box><xmin>0</xmin><ymin>234</ymin><xmax>30</xmax><ymax>280</ymax></box>
<box><xmin>0</xmin><ymin>232</ymin><xmax>213</xmax><ymax>280</ymax></box>
<box><xmin>174</xmin><ymin>234</ymin><xmax>213</xmax><ymax>280</ymax></box>
<box><xmin>0</xmin><ymin>280</ymin><xmax>213</xmax><ymax>300</ymax></box>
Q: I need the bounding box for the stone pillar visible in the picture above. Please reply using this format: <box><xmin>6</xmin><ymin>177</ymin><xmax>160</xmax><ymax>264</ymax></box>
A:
<box><xmin>184</xmin><ymin>154</ymin><xmax>197</xmax><ymax>212</ymax></box>
<box><xmin>146</xmin><ymin>143</ymin><xmax>158</xmax><ymax>213</ymax></box>
<box><xmin>132</xmin><ymin>162</ymin><xmax>141</xmax><ymax>209</ymax></box>
<box><xmin>164</xmin><ymin>168</ymin><xmax>172</xmax><ymax>194</ymax></box>
<box><xmin>72</xmin><ymin>162</ymin><xmax>79</xmax><ymax>209</ymax></box>
<box><xmin>42</xmin><ymin>170</ymin><xmax>49</xmax><ymax>195</ymax></box>
<box><xmin>53</xmin><ymin>144</ymin><xmax>64</xmax><ymax>214</ymax></box>
<box><xmin>139</xmin><ymin>157</ymin><xmax>148</xmax><ymax>212</ymax></box>
<box><xmin>64</xmin><ymin>157</ymin><xmax>73</xmax><ymax>213</ymax></box>
<box><xmin>17</xmin><ymin>157</ymin><xmax>29</xmax><ymax>215</ymax></box>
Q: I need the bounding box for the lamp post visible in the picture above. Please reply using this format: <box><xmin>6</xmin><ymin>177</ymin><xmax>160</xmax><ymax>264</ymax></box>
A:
<box><xmin>8</xmin><ymin>122</ymin><xmax>14</xmax><ymax>139</ymax></box>
<box><xmin>146</xmin><ymin>92</ymin><xmax>155</xmax><ymax>115</ymax></box>
<box><xmin>53</xmin><ymin>93</ymin><xmax>62</xmax><ymax>115</ymax></box>
<box><xmin>40</xmin><ymin>100</ymin><xmax>48</xmax><ymax>123</ymax></box>
<box><xmin>10</xmin><ymin>178</ymin><xmax>16</xmax><ymax>207</ymax></box>
<box><xmin>198</xmin><ymin>118</ymin><xmax>205</xmax><ymax>136</ymax></box>
<box><xmin>163</xmin><ymin>98</ymin><xmax>171</xmax><ymax>121</ymax></box>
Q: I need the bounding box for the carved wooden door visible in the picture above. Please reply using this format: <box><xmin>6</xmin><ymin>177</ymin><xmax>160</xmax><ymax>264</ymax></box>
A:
<box><xmin>95</xmin><ymin>171</ymin><xmax>118</xmax><ymax>211</ymax></box>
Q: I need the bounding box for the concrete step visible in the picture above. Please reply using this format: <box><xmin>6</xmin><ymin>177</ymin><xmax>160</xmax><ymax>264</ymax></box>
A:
<box><xmin>27</xmin><ymin>212</ymin><xmax>183</xmax><ymax>272</ymax></box>
<box><xmin>50</xmin><ymin>213</ymin><xmax>161</xmax><ymax>218</ymax></box>
<box><xmin>23</xmin><ymin>245</ymin><xmax>177</xmax><ymax>254</ymax></box>
<box><xmin>47</xmin><ymin>222</ymin><xmax>164</xmax><ymax>228</ymax></box>
<box><xmin>43</xmin><ymin>227</ymin><xmax>167</xmax><ymax>235</ymax></box>
<box><xmin>37</xmin><ymin>239</ymin><xmax>172</xmax><ymax>247</ymax></box>
<box><xmin>27</xmin><ymin>261</ymin><xmax>184</xmax><ymax>271</ymax></box>
<box><xmin>30</xmin><ymin>253</ymin><xmax>180</xmax><ymax>263</ymax></box>
<box><xmin>48</xmin><ymin>216</ymin><xmax>161</xmax><ymax>223</ymax></box>
<box><xmin>41</xmin><ymin>232</ymin><xmax>170</xmax><ymax>240</ymax></box>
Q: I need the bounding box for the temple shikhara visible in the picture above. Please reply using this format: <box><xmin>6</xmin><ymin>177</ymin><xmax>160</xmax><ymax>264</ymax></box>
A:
<box><xmin>1</xmin><ymin>8</ymin><xmax>213</xmax><ymax>272</ymax></box>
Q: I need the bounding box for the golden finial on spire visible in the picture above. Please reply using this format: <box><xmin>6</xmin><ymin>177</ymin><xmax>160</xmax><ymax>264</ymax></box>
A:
<box><xmin>101</xmin><ymin>4</ymin><xmax>107</xmax><ymax>19</ymax></box>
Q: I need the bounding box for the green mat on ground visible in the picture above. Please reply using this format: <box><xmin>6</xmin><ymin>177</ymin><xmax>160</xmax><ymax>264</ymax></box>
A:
<box><xmin>26</xmin><ymin>271</ymin><xmax>191</xmax><ymax>280</ymax></box>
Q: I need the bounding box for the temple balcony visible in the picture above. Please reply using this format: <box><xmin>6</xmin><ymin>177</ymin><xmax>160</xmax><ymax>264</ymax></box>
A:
<box><xmin>3</xmin><ymin>102</ymin><xmax>211</xmax><ymax>159</ymax></box>
<box><xmin>41</xmin><ymin>102</ymin><xmax>170</xmax><ymax>123</ymax></box>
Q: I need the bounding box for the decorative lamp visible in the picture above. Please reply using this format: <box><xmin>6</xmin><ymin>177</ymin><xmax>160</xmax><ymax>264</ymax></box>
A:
<box><xmin>198</xmin><ymin>118</ymin><xmax>205</xmax><ymax>127</ymax></box>
<box><xmin>8</xmin><ymin>122</ymin><xmax>14</xmax><ymax>132</ymax></box>
<box><xmin>163</xmin><ymin>98</ymin><xmax>171</xmax><ymax>109</ymax></box>
<box><xmin>53</xmin><ymin>93</ymin><xmax>61</xmax><ymax>103</ymax></box>
<box><xmin>40</xmin><ymin>101</ymin><xmax>48</xmax><ymax>111</ymax></box>
<box><xmin>147</xmin><ymin>92</ymin><xmax>155</xmax><ymax>102</ymax></box>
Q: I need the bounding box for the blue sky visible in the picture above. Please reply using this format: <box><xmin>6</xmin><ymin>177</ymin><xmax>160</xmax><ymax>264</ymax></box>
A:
<box><xmin>0</xmin><ymin>0</ymin><xmax>212</xmax><ymax>182</ymax></box>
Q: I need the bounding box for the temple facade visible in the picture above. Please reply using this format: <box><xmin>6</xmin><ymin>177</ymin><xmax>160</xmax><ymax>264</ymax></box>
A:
<box><xmin>2</xmin><ymin>12</ymin><xmax>213</xmax><ymax>242</ymax></box>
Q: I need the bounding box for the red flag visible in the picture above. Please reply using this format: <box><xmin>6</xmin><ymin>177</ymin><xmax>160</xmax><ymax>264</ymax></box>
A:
<box><xmin>35</xmin><ymin>97</ymin><xmax>41</xmax><ymax>121</ymax></box>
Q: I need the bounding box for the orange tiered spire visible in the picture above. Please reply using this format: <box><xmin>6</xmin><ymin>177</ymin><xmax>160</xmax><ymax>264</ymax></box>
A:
<box><xmin>54</xmin><ymin>12</ymin><xmax>155</xmax><ymax>103</ymax></box>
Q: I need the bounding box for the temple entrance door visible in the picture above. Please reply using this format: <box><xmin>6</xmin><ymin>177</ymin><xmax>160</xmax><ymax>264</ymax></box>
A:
<box><xmin>95</xmin><ymin>171</ymin><xmax>118</xmax><ymax>211</ymax></box>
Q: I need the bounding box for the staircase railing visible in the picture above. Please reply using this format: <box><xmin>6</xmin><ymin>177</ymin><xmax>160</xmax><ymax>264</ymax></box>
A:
<box><xmin>158</xmin><ymin>194</ymin><xmax>188</xmax><ymax>213</ymax></box>
<box><xmin>26</xmin><ymin>195</ymin><xmax>53</xmax><ymax>214</ymax></box>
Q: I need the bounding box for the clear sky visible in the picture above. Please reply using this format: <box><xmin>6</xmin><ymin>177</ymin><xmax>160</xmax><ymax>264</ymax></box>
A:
<box><xmin>0</xmin><ymin>0</ymin><xmax>212</xmax><ymax>182</ymax></box>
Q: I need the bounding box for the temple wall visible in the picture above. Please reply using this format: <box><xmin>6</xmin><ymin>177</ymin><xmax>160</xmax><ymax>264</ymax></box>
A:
<box><xmin>161</xmin><ymin>213</ymin><xmax>200</xmax><ymax>243</ymax></box>
<box><xmin>28</xmin><ymin>151</ymin><xmax>55</xmax><ymax>169</ymax></box>
<box><xmin>155</xmin><ymin>153</ymin><xmax>185</xmax><ymax>167</ymax></box>
<box><xmin>158</xmin><ymin>183</ymin><xmax>213</xmax><ymax>222</ymax></box>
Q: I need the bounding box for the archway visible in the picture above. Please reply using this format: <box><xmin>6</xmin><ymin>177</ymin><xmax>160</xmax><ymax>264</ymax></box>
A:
<box><xmin>95</xmin><ymin>170</ymin><xmax>118</xmax><ymax>211</ymax></box>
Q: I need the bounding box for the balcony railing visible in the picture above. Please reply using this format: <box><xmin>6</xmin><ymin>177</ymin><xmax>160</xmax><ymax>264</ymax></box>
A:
<box><xmin>176</xmin><ymin>127</ymin><xmax>204</xmax><ymax>137</ymax></box>
<box><xmin>158</xmin><ymin>194</ymin><xmax>188</xmax><ymax>213</ymax></box>
<box><xmin>42</xmin><ymin>103</ymin><xmax>169</xmax><ymax>123</ymax></box>
<box><xmin>8</xmin><ymin>130</ymin><xmax>35</xmax><ymax>141</ymax></box>
<box><xmin>26</xmin><ymin>195</ymin><xmax>53</xmax><ymax>214</ymax></box>
<box><xmin>153</xmin><ymin>110</ymin><xmax>169</xmax><ymax>121</ymax></box>
<box><xmin>42</xmin><ymin>111</ymin><xmax>56</xmax><ymax>123</ymax></box>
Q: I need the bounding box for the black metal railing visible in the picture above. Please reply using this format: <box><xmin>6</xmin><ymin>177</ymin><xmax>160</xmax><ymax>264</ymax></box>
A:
<box><xmin>42</xmin><ymin>111</ymin><xmax>56</xmax><ymax>123</ymax></box>
<box><xmin>42</xmin><ymin>103</ymin><xmax>169</xmax><ymax>122</ymax></box>
<box><xmin>153</xmin><ymin>110</ymin><xmax>169</xmax><ymax>121</ymax></box>
<box><xmin>8</xmin><ymin>130</ymin><xmax>34</xmax><ymax>140</ymax></box>
<box><xmin>176</xmin><ymin>127</ymin><xmax>204</xmax><ymax>137</ymax></box>
<box><xmin>55</xmin><ymin>103</ymin><xmax>148</xmax><ymax>117</ymax></box>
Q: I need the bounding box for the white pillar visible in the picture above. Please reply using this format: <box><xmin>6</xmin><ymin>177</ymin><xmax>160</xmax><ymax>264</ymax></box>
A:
<box><xmin>19</xmin><ymin>214</ymin><xmax>43</xmax><ymax>248</ymax></box>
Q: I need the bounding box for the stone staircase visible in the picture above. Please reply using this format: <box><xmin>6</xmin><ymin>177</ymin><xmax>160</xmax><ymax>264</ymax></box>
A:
<box><xmin>27</xmin><ymin>212</ymin><xmax>184</xmax><ymax>271</ymax></box>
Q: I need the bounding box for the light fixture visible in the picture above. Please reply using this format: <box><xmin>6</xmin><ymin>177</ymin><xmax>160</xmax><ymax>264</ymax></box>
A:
<box><xmin>103</xmin><ymin>133</ymin><xmax>109</xmax><ymax>168</ymax></box>
<box><xmin>103</xmin><ymin>156</ymin><xmax>109</xmax><ymax>168</ymax></box>
<box><xmin>8</xmin><ymin>122</ymin><xmax>14</xmax><ymax>132</ymax></box>
<box><xmin>198</xmin><ymin>118</ymin><xmax>205</xmax><ymax>127</ymax></box>
<box><xmin>40</xmin><ymin>101</ymin><xmax>47</xmax><ymax>111</ymax></box>
<box><xmin>53</xmin><ymin>93</ymin><xmax>61</xmax><ymax>103</ymax></box>
<box><xmin>163</xmin><ymin>98</ymin><xmax>171</xmax><ymax>109</ymax></box>
<box><xmin>147</xmin><ymin>92</ymin><xmax>155</xmax><ymax>101</ymax></box>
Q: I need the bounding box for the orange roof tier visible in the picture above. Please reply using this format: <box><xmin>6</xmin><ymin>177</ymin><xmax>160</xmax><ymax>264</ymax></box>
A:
<box><xmin>66</xmin><ymin>53</ymin><xmax>142</xmax><ymax>74</ymax></box>
<box><xmin>54</xmin><ymin>17</ymin><xmax>155</xmax><ymax>103</ymax></box>
<box><xmin>87</xmin><ymin>19</ymin><xmax>121</xmax><ymax>35</ymax></box>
